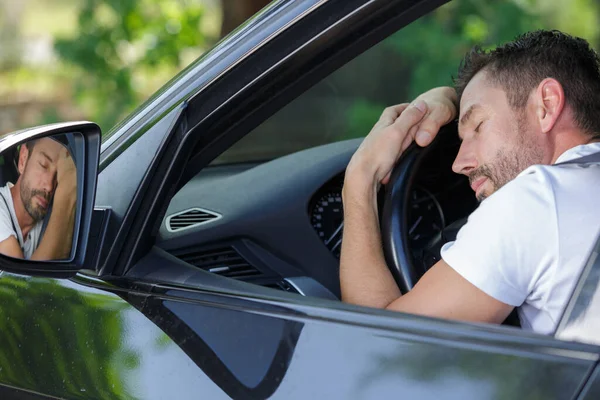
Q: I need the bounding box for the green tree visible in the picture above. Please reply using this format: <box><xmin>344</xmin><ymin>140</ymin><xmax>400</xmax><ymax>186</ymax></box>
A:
<box><xmin>54</xmin><ymin>0</ymin><xmax>211</xmax><ymax>132</ymax></box>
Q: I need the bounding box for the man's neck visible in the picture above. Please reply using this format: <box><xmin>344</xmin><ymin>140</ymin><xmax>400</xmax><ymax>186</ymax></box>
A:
<box><xmin>9</xmin><ymin>184</ymin><xmax>35</xmax><ymax>241</ymax></box>
<box><xmin>549</xmin><ymin>132</ymin><xmax>600</xmax><ymax>164</ymax></box>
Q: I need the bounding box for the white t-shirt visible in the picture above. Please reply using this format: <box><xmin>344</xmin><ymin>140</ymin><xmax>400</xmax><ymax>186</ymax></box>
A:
<box><xmin>440</xmin><ymin>142</ymin><xmax>600</xmax><ymax>335</ymax></box>
<box><xmin>0</xmin><ymin>183</ymin><xmax>43</xmax><ymax>259</ymax></box>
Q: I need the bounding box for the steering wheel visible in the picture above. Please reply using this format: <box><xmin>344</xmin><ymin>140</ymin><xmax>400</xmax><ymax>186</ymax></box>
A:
<box><xmin>380</xmin><ymin>123</ymin><xmax>458</xmax><ymax>294</ymax></box>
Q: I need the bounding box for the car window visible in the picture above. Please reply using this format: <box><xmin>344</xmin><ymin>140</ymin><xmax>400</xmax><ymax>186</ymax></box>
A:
<box><xmin>556</xmin><ymin>233</ymin><xmax>600</xmax><ymax>346</ymax></box>
<box><xmin>213</xmin><ymin>0</ymin><xmax>600</xmax><ymax>165</ymax></box>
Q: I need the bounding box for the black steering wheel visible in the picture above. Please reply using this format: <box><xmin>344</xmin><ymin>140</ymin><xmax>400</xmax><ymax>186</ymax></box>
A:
<box><xmin>380</xmin><ymin>123</ymin><xmax>459</xmax><ymax>294</ymax></box>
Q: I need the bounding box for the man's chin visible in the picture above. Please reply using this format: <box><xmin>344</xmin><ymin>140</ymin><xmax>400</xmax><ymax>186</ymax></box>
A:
<box><xmin>476</xmin><ymin>186</ymin><xmax>493</xmax><ymax>202</ymax></box>
<box><xmin>25</xmin><ymin>207</ymin><xmax>47</xmax><ymax>223</ymax></box>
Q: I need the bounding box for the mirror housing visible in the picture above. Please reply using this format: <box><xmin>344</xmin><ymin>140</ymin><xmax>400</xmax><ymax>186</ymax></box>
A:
<box><xmin>0</xmin><ymin>122</ymin><xmax>100</xmax><ymax>277</ymax></box>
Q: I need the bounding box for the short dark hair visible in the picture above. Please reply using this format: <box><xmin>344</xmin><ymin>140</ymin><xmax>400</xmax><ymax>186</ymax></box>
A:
<box><xmin>25</xmin><ymin>140</ymin><xmax>37</xmax><ymax>153</ymax></box>
<box><xmin>454</xmin><ymin>30</ymin><xmax>600</xmax><ymax>139</ymax></box>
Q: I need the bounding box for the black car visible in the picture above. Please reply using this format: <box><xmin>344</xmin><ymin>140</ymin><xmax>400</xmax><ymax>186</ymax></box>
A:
<box><xmin>0</xmin><ymin>0</ymin><xmax>599</xmax><ymax>399</ymax></box>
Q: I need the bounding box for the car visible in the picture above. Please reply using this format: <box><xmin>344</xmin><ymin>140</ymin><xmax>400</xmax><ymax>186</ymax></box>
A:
<box><xmin>0</xmin><ymin>0</ymin><xmax>599</xmax><ymax>399</ymax></box>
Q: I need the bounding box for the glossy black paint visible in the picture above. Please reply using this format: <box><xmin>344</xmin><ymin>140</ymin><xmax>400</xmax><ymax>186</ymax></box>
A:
<box><xmin>0</xmin><ymin>0</ymin><xmax>599</xmax><ymax>399</ymax></box>
<box><xmin>0</xmin><ymin>268</ymin><xmax>597</xmax><ymax>399</ymax></box>
<box><xmin>581</xmin><ymin>365</ymin><xmax>600</xmax><ymax>399</ymax></box>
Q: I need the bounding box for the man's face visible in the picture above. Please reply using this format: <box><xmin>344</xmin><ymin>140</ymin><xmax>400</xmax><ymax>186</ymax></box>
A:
<box><xmin>453</xmin><ymin>70</ymin><xmax>544</xmax><ymax>201</ymax></box>
<box><xmin>19</xmin><ymin>138</ymin><xmax>64</xmax><ymax>222</ymax></box>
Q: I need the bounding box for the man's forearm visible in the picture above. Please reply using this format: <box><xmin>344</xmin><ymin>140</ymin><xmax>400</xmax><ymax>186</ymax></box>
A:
<box><xmin>339</xmin><ymin>88</ymin><xmax>457</xmax><ymax>308</ymax></box>
<box><xmin>340</xmin><ymin>175</ymin><xmax>401</xmax><ymax>308</ymax></box>
<box><xmin>31</xmin><ymin>189</ymin><xmax>76</xmax><ymax>261</ymax></box>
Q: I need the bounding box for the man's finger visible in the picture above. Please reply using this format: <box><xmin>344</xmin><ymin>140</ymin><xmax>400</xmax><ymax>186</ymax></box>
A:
<box><xmin>379</xmin><ymin>103</ymin><xmax>410</xmax><ymax>125</ymax></box>
<box><xmin>401</xmin><ymin>124</ymin><xmax>419</xmax><ymax>152</ymax></box>
<box><xmin>415</xmin><ymin>105</ymin><xmax>454</xmax><ymax>147</ymax></box>
<box><xmin>391</xmin><ymin>100</ymin><xmax>427</xmax><ymax>133</ymax></box>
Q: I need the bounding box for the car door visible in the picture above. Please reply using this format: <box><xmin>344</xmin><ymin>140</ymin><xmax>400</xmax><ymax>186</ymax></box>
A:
<box><xmin>0</xmin><ymin>261</ymin><xmax>597</xmax><ymax>399</ymax></box>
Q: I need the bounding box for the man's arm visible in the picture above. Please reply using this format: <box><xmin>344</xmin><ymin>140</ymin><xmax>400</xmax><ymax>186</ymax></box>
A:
<box><xmin>341</xmin><ymin>86</ymin><xmax>458</xmax><ymax>308</ymax></box>
<box><xmin>340</xmin><ymin>86</ymin><xmax>513</xmax><ymax>324</ymax></box>
<box><xmin>340</xmin><ymin>87</ymin><xmax>517</xmax><ymax>324</ymax></box>
<box><xmin>0</xmin><ymin>236</ymin><xmax>25</xmax><ymax>259</ymax></box>
<box><xmin>31</xmin><ymin>148</ymin><xmax>77</xmax><ymax>261</ymax></box>
<box><xmin>341</xmin><ymin>170</ymin><xmax>512</xmax><ymax>323</ymax></box>
<box><xmin>340</xmin><ymin>164</ymin><xmax>400</xmax><ymax>307</ymax></box>
<box><xmin>387</xmin><ymin>260</ymin><xmax>513</xmax><ymax>323</ymax></box>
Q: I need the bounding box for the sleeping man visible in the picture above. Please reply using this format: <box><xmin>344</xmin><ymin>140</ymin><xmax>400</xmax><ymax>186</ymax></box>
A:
<box><xmin>340</xmin><ymin>30</ymin><xmax>600</xmax><ymax>334</ymax></box>
<box><xmin>0</xmin><ymin>137</ymin><xmax>77</xmax><ymax>260</ymax></box>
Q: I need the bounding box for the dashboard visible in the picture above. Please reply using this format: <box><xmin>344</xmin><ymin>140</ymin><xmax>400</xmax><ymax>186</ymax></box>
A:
<box><xmin>308</xmin><ymin>174</ymin><xmax>448</xmax><ymax>263</ymax></box>
<box><xmin>157</xmin><ymin>134</ymin><xmax>477</xmax><ymax>299</ymax></box>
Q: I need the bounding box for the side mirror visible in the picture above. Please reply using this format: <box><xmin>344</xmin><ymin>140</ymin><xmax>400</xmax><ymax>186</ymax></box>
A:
<box><xmin>0</xmin><ymin>122</ymin><xmax>100</xmax><ymax>277</ymax></box>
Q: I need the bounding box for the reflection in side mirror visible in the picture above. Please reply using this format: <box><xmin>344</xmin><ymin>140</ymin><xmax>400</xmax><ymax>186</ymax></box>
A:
<box><xmin>0</xmin><ymin>133</ymin><xmax>81</xmax><ymax>261</ymax></box>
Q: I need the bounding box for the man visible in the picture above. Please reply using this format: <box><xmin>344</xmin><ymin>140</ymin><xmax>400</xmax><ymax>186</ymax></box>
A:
<box><xmin>340</xmin><ymin>30</ymin><xmax>600</xmax><ymax>334</ymax></box>
<box><xmin>0</xmin><ymin>137</ymin><xmax>77</xmax><ymax>260</ymax></box>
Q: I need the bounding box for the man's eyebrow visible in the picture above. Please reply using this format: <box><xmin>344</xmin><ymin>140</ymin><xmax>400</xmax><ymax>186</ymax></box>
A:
<box><xmin>459</xmin><ymin>104</ymin><xmax>479</xmax><ymax>127</ymax></box>
<box><xmin>39</xmin><ymin>151</ymin><xmax>54</xmax><ymax>164</ymax></box>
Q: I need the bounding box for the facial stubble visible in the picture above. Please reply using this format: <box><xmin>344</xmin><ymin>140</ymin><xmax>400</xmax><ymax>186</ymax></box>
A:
<box><xmin>469</xmin><ymin>112</ymin><xmax>544</xmax><ymax>202</ymax></box>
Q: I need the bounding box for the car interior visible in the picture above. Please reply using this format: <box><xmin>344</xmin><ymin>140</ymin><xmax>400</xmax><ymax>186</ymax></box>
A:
<box><xmin>133</xmin><ymin>5</ymin><xmax>481</xmax><ymax>305</ymax></box>
<box><xmin>150</xmin><ymin>120</ymin><xmax>479</xmax><ymax>300</ymax></box>
<box><xmin>86</xmin><ymin>0</ymin><xmax>590</xmax><ymax>335</ymax></box>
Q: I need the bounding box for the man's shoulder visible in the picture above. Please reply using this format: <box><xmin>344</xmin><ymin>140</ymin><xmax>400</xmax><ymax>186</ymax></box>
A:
<box><xmin>481</xmin><ymin>168</ymin><xmax>557</xmax><ymax>217</ymax></box>
<box><xmin>0</xmin><ymin>185</ymin><xmax>13</xmax><ymax>214</ymax></box>
<box><xmin>468</xmin><ymin>158</ymin><xmax>599</xmax><ymax>243</ymax></box>
<box><xmin>505</xmin><ymin>156</ymin><xmax>600</xmax><ymax>206</ymax></box>
<box><xmin>0</xmin><ymin>184</ymin><xmax>18</xmax><ymax>243</ymax></box>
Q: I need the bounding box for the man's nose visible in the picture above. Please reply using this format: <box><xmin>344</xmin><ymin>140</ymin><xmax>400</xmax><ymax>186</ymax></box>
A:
<box><xmin>40</xmin><ymin>172</ymin><xmax>55</xmax><ymax>194</ymax></box>
<box><xmin>452</xmin><ymin>141</ymin><xmax>478</xmax><ymax>175</ymax></box>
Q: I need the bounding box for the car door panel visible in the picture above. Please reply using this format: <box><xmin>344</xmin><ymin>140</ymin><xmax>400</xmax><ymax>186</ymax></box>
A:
<box><xmin>0</xmin><ymin>272</ymin><xmax>234</xmax><ymax>399</ymax></box>
<box><xmin>0</xmin><ymin>260</ymin><xmax>597</xmax><ymax>399</ymax></box>
<box><xmin>129</xmin><ymin>279</ymin><xmax>598</xmax><ymax>400</ymax></box>
<box><xmin>579</xmin><ymin>364</ymin><xmax>600</xmax><ymax>399</ymax></box>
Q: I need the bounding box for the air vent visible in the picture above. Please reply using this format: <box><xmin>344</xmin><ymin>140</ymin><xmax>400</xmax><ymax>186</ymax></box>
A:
<box><xmin>167</xmin><ymin>208</ymin><xmax>221</xmax><ymax>232</ymax></box>
<box><xmin>177</xmin><ymin>247</ymin><xmax>261</xmax><ymax>279</ymax></box>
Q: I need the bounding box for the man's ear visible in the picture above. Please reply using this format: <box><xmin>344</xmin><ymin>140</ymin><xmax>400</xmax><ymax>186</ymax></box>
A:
<box><xmin>17</xmin><ymin>145</ymin><xmax>29</xmax><ymax>175</ymax></box>
<box><xmin>535</xmin><ymin>78</ymin><xmax>565</xmax><ymax>134</ymax></box>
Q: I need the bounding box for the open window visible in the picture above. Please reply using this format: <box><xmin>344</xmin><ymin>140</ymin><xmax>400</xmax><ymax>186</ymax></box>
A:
<box><xmin>121</xmin><ymin>0</ymin><xmax>600</xmax><ymax>348</ymax></box>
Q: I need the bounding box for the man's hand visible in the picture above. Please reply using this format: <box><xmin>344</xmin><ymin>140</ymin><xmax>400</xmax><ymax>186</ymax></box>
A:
<box><xmin>345</xmin><ymin>86</ymin><xmax>457</xmax><ymax>189</ymax></box>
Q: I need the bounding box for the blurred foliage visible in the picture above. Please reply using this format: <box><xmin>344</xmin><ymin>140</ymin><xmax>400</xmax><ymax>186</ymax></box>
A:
<box><xmin>344</xmin><ymin>0</ymin><xmax>599</xmax><ymax>140</ymax></box>
<box><xmin>3</xmin><ymin>0</ymin><xmax>600</xmax><ymax>159</ymax></box>
<box><xmin>219</xmin><ymin>0</ymin><xmax>600</xmax><ymax>163</ymax></box>
<box><xmin>54</xmin><ymin>0</ymin><xmax>212</xmax><ymax>131</ymax></box>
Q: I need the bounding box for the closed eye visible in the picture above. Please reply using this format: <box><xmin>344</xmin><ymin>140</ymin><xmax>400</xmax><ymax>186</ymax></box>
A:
<box><xmin>474</xmin><ymin>121</ymin><xmax>483</xmax><ymax>133</ymax></box>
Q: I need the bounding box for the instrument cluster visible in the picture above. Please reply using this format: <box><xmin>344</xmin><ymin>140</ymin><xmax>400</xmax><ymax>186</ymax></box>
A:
<box><xmin>309</xmin><ymin>174</ymin><xmax>446</xmax><ymax>260</ymax></box>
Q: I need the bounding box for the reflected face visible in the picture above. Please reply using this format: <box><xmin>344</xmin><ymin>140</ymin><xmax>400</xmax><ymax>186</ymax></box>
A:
<box><xmin>19</xmin><ymin>138</ymin><xmax>64</xmax><ymax>221</ymax></box>
<box><xmin>453</xmin><ymin>71</ymin><xmax>544</xmax><ymax>201</ymax></box>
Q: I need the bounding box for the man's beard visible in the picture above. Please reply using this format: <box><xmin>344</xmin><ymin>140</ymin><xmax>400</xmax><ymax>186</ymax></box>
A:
<box><xmin>20</xmin><ymin>181</ymin><xmax>51</xmax><ymax>222</ymax></box>
<box><xmin>468</xmin><ymin>115</ymin><xmax>543</xmax><ymax>202</ymax></box>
